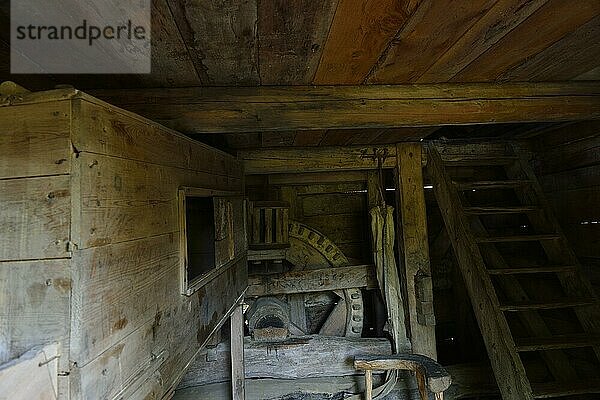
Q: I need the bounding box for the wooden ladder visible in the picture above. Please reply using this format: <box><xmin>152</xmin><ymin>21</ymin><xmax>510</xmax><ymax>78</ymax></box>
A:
<box><xmin>427</xmin><ymin>141</ymin><xmax>600</xmax><ymax>400</ymax></box>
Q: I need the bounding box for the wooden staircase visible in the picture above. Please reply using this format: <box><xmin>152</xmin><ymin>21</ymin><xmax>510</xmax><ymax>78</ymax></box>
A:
<box><xmin>427</xmin><ymin>141</ymin><xmax>600</xmax><ymax>400</ymax></box>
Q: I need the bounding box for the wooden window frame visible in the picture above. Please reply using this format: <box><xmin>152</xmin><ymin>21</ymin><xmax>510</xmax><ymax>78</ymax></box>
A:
<box><xmin>178</xmin><ymin>186</ymin><xmax>240</xmax><ymax>296</ymax></box>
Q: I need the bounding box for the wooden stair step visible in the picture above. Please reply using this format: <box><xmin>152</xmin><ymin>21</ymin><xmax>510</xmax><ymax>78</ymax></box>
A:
<box><xmin>499</xmin><ymin>298</ymin><xmax>596</xmax><ymax>311</ymax></box>
<box><xmin>454</xmin><ymin>180</ymin><xmax>531</xmax><ymax>190</ymax></box>
<box><xmin>476</xmin><ymin>234</ymin><xmax>560</xmax><ymax>243</ymax></box>
<box><xmin>463</xmin><ymin>206</ymin><xmax>539</xmax><ymax>215</ymax></box>
<box><xmin>532</xmin><ymin>380</ymin><xmax>600</xmax><ymax>398</ymax></box>
<box><xmin>487</xmin><ymin>265</ymin><xmax>577</xmax><ymax>275</ymax></box>
<box><xmin>515</xmin><ymin>333</ymin><xmax>600</xmax><ymax>351</ymax></box>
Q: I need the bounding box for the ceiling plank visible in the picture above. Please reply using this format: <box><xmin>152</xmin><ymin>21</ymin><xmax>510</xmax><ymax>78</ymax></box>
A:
<box><xmin>257</xmin><ymin>0</ymin><xmax>338</xmax><ymax>84</ymax></box>
<box><xmin>261</xmin><ymin>132</ymin><xmax>298</xmax><ymax>147</ymax></box>
<box><xmin>150</xmin><ymin>0</ymin><xmax>202</xmax><ymax>86</ymax></box>
<box><xmin>165</xmin><ymin>0</ymin><xmax>259</xmax><ymax>85</ymax></box>
<box><xmin>370</xmin><ymin>127</ymin><xmax>437</xmax><ymax>144</ymax></box>
<box><xmin>499</xmin><ymin>14</ymin><xmax>600</xmax><ymax>82</ymax></box>
<box><xmin>313</xmin><ymin>0</ymin><xmax>419</xmax><ymax>84</ymax></box>
<box><xmin>451</xmin><ymin>0</ymin><xmax>600</xmax><ymax>82</ymax></box>
<box><xmin>417</xmin><ymin>0</ymin><xmax>549</xmax><ymax>83</ymax></box>
<box><xmin>368</xmin><ymin>0</ymin><xmax>497</xmax><ymax>84</ymax></box>
<box><xmin>89</xmin><ymin>83</ymin><xmax>600</xmax><ymax>134</ymax></box>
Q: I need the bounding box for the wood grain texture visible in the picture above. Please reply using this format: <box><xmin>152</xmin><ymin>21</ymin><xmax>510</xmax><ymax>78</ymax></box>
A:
<box><xmin>241</xmin><ymin>145</ymin><xmax>397</xmax><ymax>174</ymax></box>
<box><xmin>418</xmin><ymin>0</ymin><xmax>549</xmax><ymax>82</ymax></box>
<box><xmin>179</xmin><ymin>335</ymin><xmax>397</xmax><ymax>387</ymax></box>
<box><xmin>90</xmin><ymin>83</ymin><xmax>600</xmax><ymax>133</ymax></box>
<box><xmin>166</xmin><ymin>0</ymin><xmax>259</xmax><ymax>85</ymax></box>
<box><xmin>247</xmin><ymin>264</ymin><xmax>377</xmax><ymax>296</ymax></box>
<box><xmin>0</xmin><ymin>175</ymin><xmax>70</xmax><ymax>260</ymax></box>
<box><xmin>396</xmin><ymin>143</ymin><xmax>437</xmax><ymax>359</ymax></box>
<box><xmin>0</xmin><ymin>101</ymin><xmax>71</xmax><ymax>179</ymax></box>
<box><xmin>451</xmin><ymin>0</ymin><xmax>600</xmax><ymax>82</ymax></box>
<box><xmin>0</xmin><ymin>259</ymin><xmax>70</xmax><ymax>364</ymax></box>
<box><xmin>499</xmin><ymin>14</ymin><xmax>600</xmax><ymax>81</ymax></box>
<box><xmin>314</xmin><ymin>0</ymin><xmax>418</xmax><ymax>84</ymax></box>
<box><xmin>230</xmin><ymin>304</ymin><xmax>245</xmax><ymax>400</ymax></box>
<box><xmin>257</xmin><ymin>0</ymin><xmax>338</xmax><ymax>84</ymax></box>
<box><xmin>368</xmin><ymin>0</ymin><xmax>497</xmax><ymax>83</ymax></box>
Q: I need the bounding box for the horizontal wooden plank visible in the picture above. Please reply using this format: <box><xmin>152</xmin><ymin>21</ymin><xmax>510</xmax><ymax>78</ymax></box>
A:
<box><xmin>0</xmin><ymin>101</ymin><xmax>71</xmax><ymax>179</ymax></box>
<box><xmin>89</xmin><ymin>83</ymin><xmax>600</xmax><ymax>133</ymax></box>
<box><xmin>0</xmin><ymin>175</ymin><xmax>70</xmax><ymax>260</ymax></box>
<box><xmin>179</xmin><ymin>335</ymin><xmax>397</xmax><ymax>387</ymax></box>
<box><xmin>72</xmin><ymin>256</ymin><xmax>247</xmax><ymax>399</ymax></box>
<box><xmin>515</xmin><ymin>333</ymin><xmax>600</xmax><ymax>352</ymax></box>
<box><xmin>75</xmin><ymin>153</ymin><xmax>241</xmax><ymax>248</ymax></box>
<box><xmin>241</xmin><ymin>145</ymin><xmax>397</xmax><ymax>174</ymax></box>
<box><xmin>70</xmin><ymin>233</ymin><xmax>180</xmax><ymax>364</ymax></box>
<box><xmin>246</xmin><ymin>264</ymin><xmax>377</xmax><ymax>296</ymax></box>
<box><xmin>71</xmin><ymin>99</ymin><xmax>241</xmax><ymax>179</ymax></box>
<box><xmin>0</xmin><ymin>259</ymin><xmax>70</xmax><ymax>364</ymax></box>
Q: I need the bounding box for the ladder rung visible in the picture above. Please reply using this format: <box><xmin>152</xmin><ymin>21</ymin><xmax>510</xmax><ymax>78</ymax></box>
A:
<box><xmin>476</xmin><ymin>234</ymin><xmax>560</xmax><ymax>243</ymax></box>
<box><xmin>532</xmin><ymin>380</ymin><xmax>600</xmax><ymax>398</ymax></box>
<box><xmin>499</xmin><ymin>298</ymin><xmax>596</xmax><ymax>311</ymax></box>
<box><xmin>455</xmin><ymin>180</ymin><xmax>531</xmax><ymax>190</ymax></box>
<box><xmin>463</xmin><ymin>206</ymin><xmax>539</xmax><ymax>215</ymax></box>
<box><xmin>487</xmin><ymin>265</ymin><xmax>577</xmax><ymax>275</ymax></box>
<box><xmin>515</xmin><ymin>333</ymin><xmax>600</xmax><ymax>352</ymax></box>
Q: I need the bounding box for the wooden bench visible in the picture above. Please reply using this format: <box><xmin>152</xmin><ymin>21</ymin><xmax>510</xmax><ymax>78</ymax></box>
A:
<box><xmin>354</xmin><ymin>354</ymin><xmax>451</xmax><ymax>400</ymax></box>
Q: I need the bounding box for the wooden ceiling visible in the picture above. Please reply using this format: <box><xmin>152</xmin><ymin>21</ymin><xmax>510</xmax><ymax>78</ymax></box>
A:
<box><xmin>1</xmin><ymin>0</ymin><xmax>599</xmax><ymax>148</ymax></box>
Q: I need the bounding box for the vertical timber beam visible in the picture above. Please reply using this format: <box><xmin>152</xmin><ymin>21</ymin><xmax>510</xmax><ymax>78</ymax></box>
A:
<box><xmin>230</xmin><ymin>303</ymin><xmax>245</xmax><ymax>400</ymax></box>
<box><xmin>396</xmin><ymin>143</ymin><xmax>437</xmax><ymax>359</ymax></box>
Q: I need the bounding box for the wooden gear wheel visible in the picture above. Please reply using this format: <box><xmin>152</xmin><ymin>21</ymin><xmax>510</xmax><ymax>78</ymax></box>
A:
<box><xmin>285</xmin><ymin>221</ymin><xmax>364</xmax><ymax>337</ymax></box>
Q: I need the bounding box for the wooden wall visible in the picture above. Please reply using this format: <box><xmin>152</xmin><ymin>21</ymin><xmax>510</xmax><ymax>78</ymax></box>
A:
<box><xmin>0</xmin><ymin>91</ymin><xmax>246</xmax><ymax>400</ymax></box>
<box><xmin>531</xmin><ymin>120</ymin><xmax>600</xmax><ymax>287</ymax></box>
<box><xmin>67</xmin><ymin>97</ymin><xmax>245</xmax><ymax>400</ymax></box>
<box><xmin>0</xmin><ymin>100</ymin><xmax>72</xmax><ymax>371</ymax></box>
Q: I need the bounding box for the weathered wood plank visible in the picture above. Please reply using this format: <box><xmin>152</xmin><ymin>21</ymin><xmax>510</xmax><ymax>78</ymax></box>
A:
<box><xmin>452</xmin><ymin>0</ymin><xmax>600</xmax><ymax>81</ymax></box>
<box><xmin>313</xmin><ymin>0</ymin><xmax>418</xmax><ymax>84</ymax></box>
<box><xmin>75</xmin><ymin>153</ymin><xmax>240</xmax><ymax>249</ymax></box>
<box><xmin>417</xmin><ymin>0</ymin><xmax>548</xmax><ymax>82</ymax></box>
<box><xmin>499</xmin><ymin>14</ymin><xmax>600</xmax><ymax>81</ymax></box>
<box><xmin>396</xmin><ymin>143</ymin><xmax>437</xmax><ymax>359</ymax></box>
<box><xmin>257</xmin><ymin>0</ymin><xmax>338</xmax><ymax>84</ymax></box>
<box><xmin>241</xmin><ymin>145</ymin><xmax>397</xmax><ymax>174</ymax></box>
<box><xmin>71</xmin><ymin>99</ymin><xmax>241</xmax><ymax>179</ymax></box>
<box><xmin>0</xmin><ymin>101</ymin><xmax>71</xmax><ymax>179</ymax></box>
<box><xmin>72</xmin><ymin>258</ymin><xmax>247</xmax><ymax>400</ymax></box>
<box><xmin>230</xmin><ymin>304</ymin><xmax>245</xmax><ymax>400</ymax></box>
<box><xmin>0</xmin><ymin>259</ymin><xmax>70</xmax><ymax>364</ymax></box>
<box><xmin>0</xmin><ymin>175</ymin><xmax>70</xmax><ymax>260</ymax></box>
<box><xmin>0</xmin><ymin>343</ymin><xmax>60</xmax><ymax>400</ymax></box>
<box><xmin>368</xmin><ymin>0</ymin><xmax>497</xmax><ymax>83</ymax></box>
<box><xmin>246</xmin><ymin>264</ymin><xmax>377</xmax><ymax>296</ymax></box>
<box><xmin>179</xmin><ymin>335</ymin><xmax>396</xmax><ymax>387</ymax></box>
<box><xmin>165</xmin><ymin>0</ymin><xmax>258</xmax><ymax>85</ymax></box>
<box><xmin>89</xmin><ymin>83</ymin><xmax>600</xmax><ymax>133</ymax></box>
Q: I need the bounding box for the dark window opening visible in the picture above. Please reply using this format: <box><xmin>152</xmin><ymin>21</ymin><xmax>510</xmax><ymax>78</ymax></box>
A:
<box><xmin>186</xmin><ymin>196</ymin><xmax>216</xmax><ymax>284</ymax></box>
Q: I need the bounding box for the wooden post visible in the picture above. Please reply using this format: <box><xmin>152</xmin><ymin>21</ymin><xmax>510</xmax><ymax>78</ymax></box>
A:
<box><xmin>396</xmin><ymin>143</ymin><xmax>437</xmax><ymax>359</ymax></box>
<box><xmin>230</xmin><ymin>303</ymin><xmax>245</xmax><ymax>400</ymax></box>
<box><xmin>364</xmin><ymin>369</ymin><xmax>373</xmax><ymax>400</ymax></box>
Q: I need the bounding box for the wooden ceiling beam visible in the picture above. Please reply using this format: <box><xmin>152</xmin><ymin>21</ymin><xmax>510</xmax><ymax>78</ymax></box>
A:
<box><xmin>89</xmin><ymin>82</ymin><xmax>600</xmax><ymax>134</ymax></box>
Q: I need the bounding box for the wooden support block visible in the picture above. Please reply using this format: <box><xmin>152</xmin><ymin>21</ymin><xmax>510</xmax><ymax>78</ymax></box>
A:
<box><xmin>230</xmin><ymin>304</ymin><xmax>245</xmax><ymax>400</ymax></box>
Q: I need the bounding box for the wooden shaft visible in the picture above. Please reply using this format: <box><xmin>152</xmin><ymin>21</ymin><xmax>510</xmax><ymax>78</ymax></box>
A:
<box><xmin>365</xmin><ymin>369</ymin><xmax>373</xmax><ymax>400</ymax></box>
